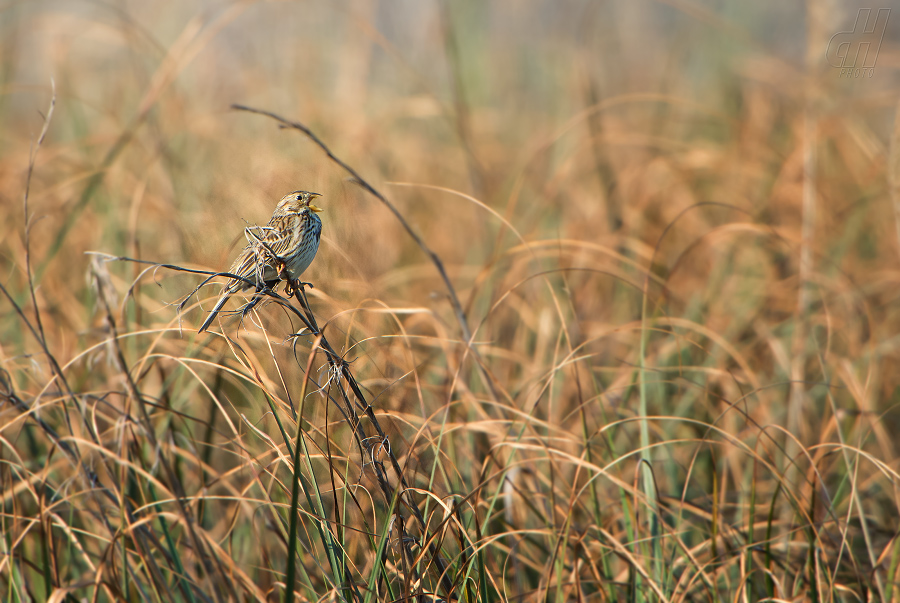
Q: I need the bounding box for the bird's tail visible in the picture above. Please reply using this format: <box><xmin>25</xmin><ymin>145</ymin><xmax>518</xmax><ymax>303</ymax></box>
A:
<box><xmin>198</xmin><ymin>290</ymin><xmax>232</xmax><ymax>333</ymax></box>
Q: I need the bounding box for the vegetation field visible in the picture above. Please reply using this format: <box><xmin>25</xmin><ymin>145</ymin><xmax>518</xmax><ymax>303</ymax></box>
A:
<box><xmin>1</xmin><ymin>2</ymin><xmax>899</xmax><ymax>601</ymax></box>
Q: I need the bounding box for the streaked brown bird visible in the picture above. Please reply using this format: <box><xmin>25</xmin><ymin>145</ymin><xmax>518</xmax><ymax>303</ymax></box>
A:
<box><xmin>198</xmin><ymin>190</ymin><xmax>323</xmax><ymax>333</ymax></box>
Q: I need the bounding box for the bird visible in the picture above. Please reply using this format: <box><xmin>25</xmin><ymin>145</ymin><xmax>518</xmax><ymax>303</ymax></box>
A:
<box><xmin>198</xmin><ymin>190</ymin><xmax>323</xmax><ymax>333</ymax></box>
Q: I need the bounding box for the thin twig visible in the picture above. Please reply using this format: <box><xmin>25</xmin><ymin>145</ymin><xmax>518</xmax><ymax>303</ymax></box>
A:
<box><xmin>24</xmin><ymin>81</ymin><xmax>55</xmax><ymax>343</ymax></box>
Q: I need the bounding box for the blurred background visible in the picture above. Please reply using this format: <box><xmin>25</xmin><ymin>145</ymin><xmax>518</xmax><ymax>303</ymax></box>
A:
<box><xmin>3</xmin><ymin>0</ymin><xmax>900</xmax><ymax>601</ymax></box>
<box><xmin>2</xmin><ymin>0</ymin><xmax>897</xmax><ymax>293</ymax></box>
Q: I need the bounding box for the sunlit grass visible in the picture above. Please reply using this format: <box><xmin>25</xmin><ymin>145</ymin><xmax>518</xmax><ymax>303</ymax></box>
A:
<box><xmin>1</xmin><ymin>2</ymin><xmax>898</xmax><ymax>602</ymax></box>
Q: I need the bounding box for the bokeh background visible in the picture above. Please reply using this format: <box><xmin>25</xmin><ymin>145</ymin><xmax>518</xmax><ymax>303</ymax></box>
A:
<box><xmin>3</xmin><ymin>1</ymin><xmax>900</xmax><ymax>601</ymax></box>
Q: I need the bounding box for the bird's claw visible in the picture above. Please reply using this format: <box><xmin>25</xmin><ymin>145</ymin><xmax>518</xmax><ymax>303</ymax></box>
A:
<box><xmin>284</xmin><ymin>279</ymin><xmax>313</xmax><ymax>298</ymax></box>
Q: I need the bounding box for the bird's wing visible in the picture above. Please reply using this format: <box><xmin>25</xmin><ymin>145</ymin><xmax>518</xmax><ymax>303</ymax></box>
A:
<box><xmin>250</xmin><ymin>215</ymin><xmax>301</xmax><ymax>259</ymax></box>
<box><xmin>229</xmin><ymin>223</ymin><xmax>287</xmax><ymax>285</ymax></box>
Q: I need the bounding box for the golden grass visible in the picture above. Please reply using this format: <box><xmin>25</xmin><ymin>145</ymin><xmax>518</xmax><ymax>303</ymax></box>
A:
<box><xmin>1</xmin><ymin>2</ymin><xmax>899</xmax><ymax>602</ymax></box>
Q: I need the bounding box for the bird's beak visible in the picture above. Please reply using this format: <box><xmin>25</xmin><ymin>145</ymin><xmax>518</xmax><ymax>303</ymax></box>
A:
<box><xmin>308</xmin><ymin>193</ymin><xmax>323</xmax><ymax>212</ymax></box>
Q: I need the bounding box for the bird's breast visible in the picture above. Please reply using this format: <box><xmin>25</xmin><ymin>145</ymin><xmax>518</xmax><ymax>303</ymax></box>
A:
<box><xmin>283</xmin><ymin>212</ymin><xmax>321</xmax><ymax>278</ymax></box>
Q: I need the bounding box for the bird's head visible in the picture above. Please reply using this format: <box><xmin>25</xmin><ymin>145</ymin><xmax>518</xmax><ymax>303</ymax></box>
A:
<box><xmin>275</xmin><ymin>190</ymin><xmax>323</xmax><ymax>214</ymax></box>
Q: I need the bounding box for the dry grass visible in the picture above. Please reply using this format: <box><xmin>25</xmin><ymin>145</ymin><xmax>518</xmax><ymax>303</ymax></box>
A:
<box><xmin>2</xmin><ymin>2</ymin><xmax>899</xmax><ymax>602</ymax></box>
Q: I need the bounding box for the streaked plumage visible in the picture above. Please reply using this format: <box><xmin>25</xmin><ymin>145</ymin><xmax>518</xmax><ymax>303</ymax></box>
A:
<box><xmin>199</xmin><ymin>191</ymin><xmax>323</xmax><ymax>333</ymax></box>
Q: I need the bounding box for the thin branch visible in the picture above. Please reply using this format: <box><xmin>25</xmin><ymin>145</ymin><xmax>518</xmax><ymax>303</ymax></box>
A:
<box><xmin>23</xmin><ymin>82</ymin><xmax>55</xmax><ymax>349</ymax></box>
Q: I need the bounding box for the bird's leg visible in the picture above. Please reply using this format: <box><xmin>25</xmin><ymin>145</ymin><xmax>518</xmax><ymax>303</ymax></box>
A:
<box><xmin>276</xmin><ymin>260</ymin><xmax>288</xmax><ymax>282</ymax></box>
<box><xmin>275</xmin><ymin>260</ymin><xmax>296</xmax><ymax>297</ymax></box>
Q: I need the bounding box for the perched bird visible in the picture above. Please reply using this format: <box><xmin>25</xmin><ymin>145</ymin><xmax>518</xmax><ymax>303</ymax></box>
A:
<box><xmin>198</xmin><ymin>190</ymin><xmax>323</xmax><ymax>333</ymax></box>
